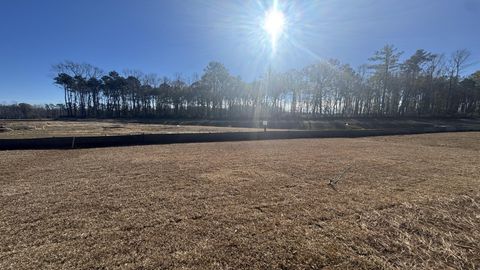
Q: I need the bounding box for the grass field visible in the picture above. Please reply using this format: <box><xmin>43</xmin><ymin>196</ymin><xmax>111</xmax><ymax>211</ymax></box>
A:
<box><xmin>0</xmin><ymin>120</ymin><xmax>269</xmax><ymax>139</ymax></box>
<box><xmin>1</xmin><ymin>132</ymin><xmax>479</xmax><ymax>269</ymax></box>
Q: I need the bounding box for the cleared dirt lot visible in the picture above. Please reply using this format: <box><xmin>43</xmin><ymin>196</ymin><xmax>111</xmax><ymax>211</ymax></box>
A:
<box><xmin>0</xmin><ymin>120</ymin><xmax>267</xmax><ymax>139</ymax></box>
<box><xmin>1</xmin><ymin>132</ymin><xmax>479</xmax><ymax>269</ymax></box>
<box><xmin>3</xmin><ymin>118</ymin><xmax>480</xmax><ymax>139</ymax></box>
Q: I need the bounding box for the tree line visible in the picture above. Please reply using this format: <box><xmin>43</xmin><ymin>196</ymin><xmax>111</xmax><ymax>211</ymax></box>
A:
<box><xmin>0</xmin><ymin>103</ymin><xmax>64</xmax><ymax>119</ymax></box>
<box><xmin>53</xmin><ymin>45</ymin><xmax>480</xmax><ymax>120</ymax></box>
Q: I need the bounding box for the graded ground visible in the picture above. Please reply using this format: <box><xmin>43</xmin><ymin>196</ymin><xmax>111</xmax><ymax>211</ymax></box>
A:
<box><xmin>1</xmin><ymin>118</ymin><xmax>480</xmax><ymax>139</ymax></box>
<box><xmin>0</xmin><ymin>120</ymin><xmax>269</xmax><ymax>139</ymax></box>
<box><xmin>1</xmin><ymin>132</ymin><xmax>479</xmax><ymax>269</ymax></box>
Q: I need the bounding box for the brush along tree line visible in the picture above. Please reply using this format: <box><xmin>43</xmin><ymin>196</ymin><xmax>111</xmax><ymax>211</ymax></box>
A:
<box><xmin>52</xmin><ymin>45</ymin><xmax>480</xmax><ymax>119</ymax></box>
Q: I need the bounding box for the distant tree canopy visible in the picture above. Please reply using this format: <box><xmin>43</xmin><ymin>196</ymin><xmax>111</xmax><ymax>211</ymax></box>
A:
<box><xmin>0</xmin><ymin>103</ymin><xmax>64</xmax><ymax>119</ymax></box>
<box><xmin>52</xmin><ymin>45</ymin><xmax>480</xmax><ymax>120</ymax></box>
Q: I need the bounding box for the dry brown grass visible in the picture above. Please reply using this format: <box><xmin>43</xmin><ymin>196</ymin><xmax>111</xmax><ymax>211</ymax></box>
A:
<box><xmin>0</xmin><ymin>120</ymin><xmax>267</xmax><ymax>139</ymax></box>
<box><xmin>0</xmin><ymin>132</ymin><xmax>479</xmax><ymax>269</ymax></box>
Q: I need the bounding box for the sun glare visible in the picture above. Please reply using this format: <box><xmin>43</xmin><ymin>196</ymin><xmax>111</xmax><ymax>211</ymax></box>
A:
<box><xmin>263</xmin><ymin>6</ymin><xmax>285</xmax><ymax>52</ymax></box>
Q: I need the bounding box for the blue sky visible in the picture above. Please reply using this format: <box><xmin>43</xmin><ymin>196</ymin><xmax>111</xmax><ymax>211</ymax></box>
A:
<box><xmin>0</xmin><ymin>0</ymin><xmax>479</xmax><ymax>104</ymax></box>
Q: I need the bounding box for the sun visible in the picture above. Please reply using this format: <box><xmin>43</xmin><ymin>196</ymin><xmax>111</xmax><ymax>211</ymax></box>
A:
<box><xmin>263</xmin><ymin>5</ymin><xmax>285</xmax><ymax>51</ymax></box>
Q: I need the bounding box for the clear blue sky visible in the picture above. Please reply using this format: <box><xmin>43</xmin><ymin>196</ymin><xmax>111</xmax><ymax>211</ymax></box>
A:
<box><xmin>0</xmin><ymin>0</ymin><xmax>479</xmax><ymax>104</ymax></box>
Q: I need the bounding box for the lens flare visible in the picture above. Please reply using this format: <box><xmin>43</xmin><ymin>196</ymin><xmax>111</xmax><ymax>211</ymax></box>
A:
<box><xmin>263</xmin><ymin>4</ymin><xmax>285</xmax><ymax>52</ymax></box>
